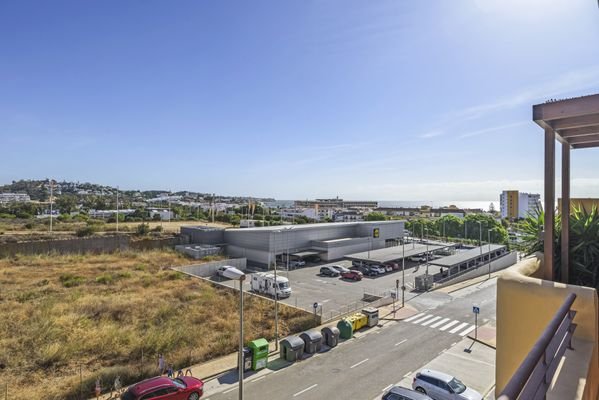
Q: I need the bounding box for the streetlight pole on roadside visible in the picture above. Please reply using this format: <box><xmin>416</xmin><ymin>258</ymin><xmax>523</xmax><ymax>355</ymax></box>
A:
<box><xmin>222</xmin><ymin>267</ymin><xmax>246</xmax><ymax>400</ymax></box>
<box><xmin>477</xmin><ymin>221</ymin><xmax>483</xmax><ymax>262</ymax></box>
<box><xmin>488</xmin><ymin>229</ymin><xmax>493</xmax><ymax>279</ymax></box>
<box><xmin>116</xmin><ymin>186</ymin><xmax>119</xmax><ymax>233</ymax></box>
<box><xmin>271</xmin><ymin>230</ymin><xmax>281</xmax><ymax>351</ymax></box>
<box><xmin>401</xmin><ymin>238</ymin><xmax>405</xmax><ymax>307</ymax></box>
<box><xmin>49</xmin><ymin>180</ymin><xmax>54</xmax><ymax>234</ymax></box>
<box><xmin>425</xmin><ymin>227</ymin><xmax>430</xmax><ymax>290</ymax></box>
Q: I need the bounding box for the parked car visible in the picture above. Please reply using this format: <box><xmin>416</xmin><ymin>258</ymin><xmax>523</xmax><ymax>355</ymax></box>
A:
<box><xmin>216</xmin><ymin>265</ymin><xmax>233</xmax><ymax>277</ymax></box>
<box><xmin>409</xmin><ymin>256</ymin><xmax>427</xmax><ymax>263</ymax></box>
<box><xmin>385</xmin><ymin>262</ymin><xmax>400</xmax><ymax>271</ymax></box>
<box><xmin>412</xmin><ymin>369</ymin><xmax>482</xmax><ymax>400</ymax></box>
<box><xmin>320</xmin><ymin>265</ymin><xmax>340</xmax><ymax>277</ymax></box>
<box><xmin>331</xmin><ymin>265</ymin><xmax>350</xmax><ymax>274</ymax></box>
<box><xmin>383</xmin><ymin>264</ymin><xmax>393</xmax><ymax>273</ymax></box>
<box><xmin>341</xmin><ymin>270</ymin><xmax>363</xmax><ymax>281</ymax></box>
<box><xmin>120</xmin><ymin>376</ymin><xmax>204</xmax><ymax>400</ymax></box>
<box><xmin>350</xmin><ymin>265</ymin><xmax>370</xmax><ymax>275</ymax></box>
<box><xmin>370</xmin><ymin>264</ymin><xmax>387</xmax><ymax>275</ymax></box>
<box><xmin>382</xmin><ymin>386</ymin><xmax>432</xmax><ymax>400</ymax></box>
<box><xmin>289</xmin><ymin>260</ymin><xmax>306</xmax><ymax>268</ymax></box>
<box><xmin>306</xmin><ymin>255</ymin><xmax>321</xmax><ymax>263</ymax></box>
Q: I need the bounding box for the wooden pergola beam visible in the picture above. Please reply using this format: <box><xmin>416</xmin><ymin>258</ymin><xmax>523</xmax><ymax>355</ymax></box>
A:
<box><xmin>551</xmin><ymin>113</ymin><xmax>599</xmax><ymax>130</ymax></box>
<box><xmin>558</xmin><ymin>126</ymin><xmax>599</xmax><ymax>138</ymax></box>
<box><xmin>572</xmin><ymin>141</ymin><xmax>599</xmax><ymax>149</ymax></box>
<box><xmin>533</xmin><ymin>94</ymin><xmax>599</xmax><ymax>121</ymax></box>
<box><xmin>566</xmin><ymin>133</ymin><xmax>599</xmax><ymax>145</ymax></box>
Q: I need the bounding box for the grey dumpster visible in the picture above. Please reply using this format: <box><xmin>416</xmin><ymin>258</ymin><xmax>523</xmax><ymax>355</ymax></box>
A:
<box><xmin>280</xmin><ymin>335</ymin><xmax>304</xmax><ymax>362</ymax></box>
<box><xmin>362</xmin><ymin>307</ymin><xmax>379</xmax><ymax>327</ymax></box>
<box><xmin>240</xmin><ymin>347</ymin><xmax>252</xmax><ymax>372</ymax></box>
<box><xmin>299</xmin><ymin>330</ymin><xmax>323</xmax><ymax>354</ymax></box>
<box><xmin>321</xmin><ymin>326</ymin><xmax>340</xmax><ymax>348</ymax></box>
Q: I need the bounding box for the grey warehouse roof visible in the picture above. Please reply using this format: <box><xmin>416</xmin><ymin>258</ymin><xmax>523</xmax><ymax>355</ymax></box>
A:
<box><xmin>429</xmin><ymin>244</ymin><xmax>506</xmax><ymax>267</ymax></box>
<box><xmin>226</xmin><ymin>220</ymin><xmax>405</xmax><ymax>232</ymax></box>
<box><xmin>345</xmin><ymin>243</ymin><xmax>451</xmax><ymax>264</ymax></box>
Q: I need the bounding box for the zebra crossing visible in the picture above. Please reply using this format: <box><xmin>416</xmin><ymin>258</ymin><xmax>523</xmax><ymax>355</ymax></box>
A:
<box><xmin>403</xmin><ymin>313</ymin><xmax>475</xmax><ymax>336</ymax></box>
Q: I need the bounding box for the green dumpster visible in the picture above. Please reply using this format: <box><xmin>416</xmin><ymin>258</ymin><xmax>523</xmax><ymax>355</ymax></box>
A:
<box><xmin>337</xmin><ymin>319</ymin><xmax>354</xmax><ymax>339</ymax></box>
<box><xmin>248</xmin><ymin>338</ymin><xmax>269</xmax><ymax>370</ymax></box>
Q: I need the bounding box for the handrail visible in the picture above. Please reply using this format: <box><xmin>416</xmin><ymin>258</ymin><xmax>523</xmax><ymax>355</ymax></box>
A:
<box><xmin>497</xmin><ymin>292</ymin><xmax>577</xmax><ymax>400</ymax></box>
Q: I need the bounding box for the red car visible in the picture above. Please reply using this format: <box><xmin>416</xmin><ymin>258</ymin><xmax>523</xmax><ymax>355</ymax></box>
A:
<box><xmin>341</xmin><ymin>270</ymin><xmax>363</xmax><ymax>281</ymax></box>
<box><xmin>121</xmin><ymin>376</ymin><xmax>204</xmax><ymax>400</ymax></box>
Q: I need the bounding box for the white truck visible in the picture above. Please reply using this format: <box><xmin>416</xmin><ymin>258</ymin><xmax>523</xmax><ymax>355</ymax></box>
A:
<box><xmin>250</xmin><ymin>272</ymin><xmax>292</xmax><ymax>298</ymax></box>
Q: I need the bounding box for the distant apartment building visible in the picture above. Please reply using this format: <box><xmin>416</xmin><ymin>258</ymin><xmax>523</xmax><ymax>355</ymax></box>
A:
<box><xmin>280</xmin><ymin>207</ymin><xmax>334</xmax><ymax>221</ymax></box>
<box><xmin>375</xmin><ymin>205</ymin><xmax>465</xmax><ymax>219</ymax></box>
<box><xmin>0</xmin><ymin>193</ymin><xmax>31</xmax><ymax>203</ymax></box>
<box><xmin>294</xmin><ymin>197</ymin><xmax>378</xmax><ymax>209</ymax></box>
<box><xmin>333</xmin><ymin>210</ymin><xmax>364</xmax><ymax>222</ymax></box>
<box><xmin>89</xmin><ymin>209</ymin><xmax>136</xmax><ymax>218</ymax></box>
<box><xmin>500</xmin><ymin>190</ymin><xmax>541</xmax><ymax>219</ymax></box>
<box><xmin>557</xmin><ymin>198</ymin><xmax>599</xmax><ymax>214</ymax></box>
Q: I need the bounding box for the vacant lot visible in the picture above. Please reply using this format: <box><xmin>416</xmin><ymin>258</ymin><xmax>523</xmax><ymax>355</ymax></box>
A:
<box><xmin>0</xmin><ymin>250</ymin><xmax>314</xmax><ymax>400</ymax></box>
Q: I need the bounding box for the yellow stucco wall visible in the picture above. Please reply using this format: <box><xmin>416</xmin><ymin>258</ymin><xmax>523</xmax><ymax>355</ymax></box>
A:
<box><xmin>558</xmin><ymin>198</ymin><xmax>599</xmax><ymax>214</ymax></box>
<box><xmin>495</xmin><ymin>254</ymin><xmax>599</xmax><ymax>398</ymax></box>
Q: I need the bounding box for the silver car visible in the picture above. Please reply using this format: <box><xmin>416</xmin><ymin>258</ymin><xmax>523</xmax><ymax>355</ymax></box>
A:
<box><xmin>412</xmin><ymin>369</ymin><xmax>482</xmax><ymax>400</ymax></box>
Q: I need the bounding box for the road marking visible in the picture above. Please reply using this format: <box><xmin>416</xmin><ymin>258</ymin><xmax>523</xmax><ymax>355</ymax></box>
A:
<box><xmin>251</xmin><ymin>375</ymin><xmax>266</xmax><ymax>383</ymax></box>
<box><xmin>322</xmin><ymin>299</ymin><xmax>331</xmax><ymax>303</ymax></box>
<box><xmin>350</xmin><ymin>358</ymin><xmax>369</xmax><ymax>369</ymax></box>
<box><xmin>411</xmin><ymin>315</ymin><xmax>435</xmax><ymax>324</ymax></box>
<box><xmin>449</xmin><ymin>322</ymin><xmax>470</xmax><ymax>334</ymax></box>
<box><xmin>420</xmin><ymin>316</ymin><xmax>441</xmax><ymax>326</ymax></box>
<box><xmin>439</xmin><ymin>320</ymin><xmax>460</xmax><ymax>331</ymax></box>
<box><xmin>404</xmin><ymin>313</ymin><xmax>424</xmax><ymax>322</ymax></box>
<box><xmin>403</xmin><ymin>370</ymin><xmax>413</xmax><ymax>378</ymax></box>
<box><xmin>459</xmin><ymin>325</ymin><xmax>476</xmax><ymax>336</ymax></box>
<box><xmin>223</xmin><ymin>387</ymin><xmax>237</xmax><ymax>394</ymax></box>
<box><xmin>382</xmin><ymin>384</ymin><xmax>393</xmax><ymax>392</ymax></box>
<box><xmin>293</xmin><ymin>384</ymin><xmax>318</xmax><ymax>397</ymax></box>
<box><xmin>394</xmin><ymin>339</ymin><xmax>408</xmax><ymax>346</ymax></box>
<box><xmin>430</xmin><ymin>317</ymin><xmax>450</xmax><ymax>328</ymax></box>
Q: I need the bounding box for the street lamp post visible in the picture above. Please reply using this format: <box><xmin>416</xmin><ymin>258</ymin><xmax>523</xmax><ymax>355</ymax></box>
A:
<box><xmin>488</xmin><ymin>229</ymin><xmax>493</xmax><ymax>279</ymax></box>
<box><xmin>477</xmin><ymin>221</ymin><xmax>483</xmax><ymax>262</ymax></box>
<box><xmin>425</xmin><ymin>228</ymin><xmax>429</xmax><ymax>290</ymax></box>
<box><xmin>271</xmin><ymin>231</ymin><xmax>280</xmax><ymax>351</ymax></box>
<box><xmin>221</xmin><ymin>267</ymin><xmax>246</xmax><ymax>400</ymax></box>
<box><xmin>401</xmin><ymin>239</ymin><xmax>405</xmax><ymax>307</ymax></box>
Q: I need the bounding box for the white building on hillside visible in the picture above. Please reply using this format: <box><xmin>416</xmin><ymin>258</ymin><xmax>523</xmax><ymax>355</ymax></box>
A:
<box><xmin>0</xmin><ymin>193</ymin><xmax>31</xmax><ymax>203</ymax></box>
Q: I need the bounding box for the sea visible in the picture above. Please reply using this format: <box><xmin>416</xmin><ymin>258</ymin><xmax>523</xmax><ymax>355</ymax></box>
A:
<box><xmin>265</xmin><ymin>200</ymin><xmax>499</xmax><ymax>212</ymax></box>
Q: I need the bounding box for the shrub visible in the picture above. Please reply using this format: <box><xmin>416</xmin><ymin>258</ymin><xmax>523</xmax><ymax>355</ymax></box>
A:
<box><xmin>57</xmin><ymin>214</ymin><xmax>71</xmax><ymax>222</ymax></box>
<box><xmin>86</xmin><ymin>218</ymin><xmax>105</xmax><ymax>226</ymax></box>
<box><xmin>59</xmin><ymin>273</ymin><xmax>84</xmax><ymax>287</ymax></box>
<box><xmin>24</xmin><ymin>222</ymin><xmax>34</xmax><ymax>229</ymax></box>
<box><xmin>76</xmin><ymin>226</ymin><xmax>95</xmax><ymax>237</ymax></box>
<box><xmin>15</xmin><ymin>212</ymin><xmax>32</xmax><ymax>219</ymax></box>
<box><xmin>152</xmin><ymin>225</ymin><xmax>163</xmax><ymax>232</ymax></box>
<box><xmin>0</xmin><ymin>213</ymin><xmax>15</xmax><ymax>219</ymax></box>
<box><xmin>136</xmin><ymin>223</ymin><xmax>150</xmax><ymax>236</ymax></box>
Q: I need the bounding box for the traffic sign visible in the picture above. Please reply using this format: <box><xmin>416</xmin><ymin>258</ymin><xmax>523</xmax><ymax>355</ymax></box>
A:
<box><xmin>473</xmin><ymin>306</ymin><xmax>480</xmax><ymax>314</ymax></box>
<box><xmin>313</xmin><ymin>302</ymin><xmax>319</xmax><ymax>310</ymax></box>
<box><xmin>391</xmin><ymin>292</ymin><xmax>397</xmax><ymax>299</ymax></box>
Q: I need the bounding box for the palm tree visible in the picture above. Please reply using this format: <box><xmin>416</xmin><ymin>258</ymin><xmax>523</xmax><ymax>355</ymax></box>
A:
<box><xmin>519</xmin><ymin>206</ymin><xmax>599</xmax><ymax>290</ymax></box>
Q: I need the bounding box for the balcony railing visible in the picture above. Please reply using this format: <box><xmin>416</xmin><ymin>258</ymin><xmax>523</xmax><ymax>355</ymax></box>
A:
<box><xmin>497</xmin><ymin>292</ymin><xmax>577</xmax><ymax>400</ymax></box>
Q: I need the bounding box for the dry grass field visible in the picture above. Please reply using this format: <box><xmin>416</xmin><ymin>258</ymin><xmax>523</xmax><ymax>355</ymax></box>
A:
<box><xmin>0</xmin><ymin>250</ymin><xmax>314</xmax><ymax>399</ymax></box>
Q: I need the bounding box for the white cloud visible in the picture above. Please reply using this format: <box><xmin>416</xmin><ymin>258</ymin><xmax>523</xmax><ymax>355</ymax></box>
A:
<box><xmin>418</xmin><ymin>130</ymin><xmax>445</xmax><ymax>139</ymax></box>
<box><xmin>458</xmin><ymin>121</ymin><xmax>528</xmax><ymax>139</ymax></box>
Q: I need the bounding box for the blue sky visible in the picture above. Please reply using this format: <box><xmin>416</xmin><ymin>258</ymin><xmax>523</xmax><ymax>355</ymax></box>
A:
<box><xmin>1</xmin><ymin>0</ymin><xmax>599</xmax><ymax>201</ymax></box>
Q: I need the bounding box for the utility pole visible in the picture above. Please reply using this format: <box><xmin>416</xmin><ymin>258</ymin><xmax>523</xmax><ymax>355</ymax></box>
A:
<box><xmin>272</xmin><ymin>231</ymin><xmax>280</xmax><ymax>351</ymax></box>
<box><xmin>488</xmin><ymin>229</ymin><xmax>492</xmax><ymax>279</ymax></box>
<box><xmin>116</xmin><ymin>186</ymin><xmax>119</xmax><ymax>233</ymax></box>
<box><xmin>401</xmin><ymin>239</ymin><xmax>405</xmax><ymax>307</ymax></box>
<box><xmin>49</xmin><ymin>180</ymin><xmax>54</xmax><ymax>233</ymax></box>
<box><xmin>478</xmin><ymin>221</ymin><xmax>483</xmax><ymax>261</ymax></box>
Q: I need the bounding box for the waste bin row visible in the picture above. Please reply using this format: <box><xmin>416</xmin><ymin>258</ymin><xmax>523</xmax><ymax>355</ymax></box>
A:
<box><xmin>280</xmin><ymin>307</ymin><xmax>380</xmax><ymax>363</ymax></box>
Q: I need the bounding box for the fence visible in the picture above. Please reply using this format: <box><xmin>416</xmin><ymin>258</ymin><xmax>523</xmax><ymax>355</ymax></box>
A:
<box><xmin>320</xmin><ymin>291</ymin><xmax>394</xmax><ymax>323</ymax></box>
<box><xmin>497</xmin><ymin>293</ymin><xmax>577</xmax><ymax>400</ymax></box>
<box><xmin>433</xmin><ymin>251</ymin><xmax>518</xmax><ymax>289</ymax></box>
<box><xmin>0</xmin><ymin>235</ymin><xmax>185</xmax><ymax>257</ymax></box>
<box><xmin>173</xmin><ymin>258</ymin><xmax>247</xmax><ymax>278</ymax></box>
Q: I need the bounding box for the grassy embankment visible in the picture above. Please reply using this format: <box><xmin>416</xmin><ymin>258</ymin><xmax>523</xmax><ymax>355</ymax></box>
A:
<box><xmin>0</xmin><ymin>249</ymin><xmax>314</xmax><ymax>399</ymax></box>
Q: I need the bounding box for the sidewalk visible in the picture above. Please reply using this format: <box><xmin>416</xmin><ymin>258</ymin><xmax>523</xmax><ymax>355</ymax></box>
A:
<box><xmin>434</xmin><ymin>270</ymin><xmax>504</xmax><ymax>294</ymax></box>
<box><xmin>395</xmin><ymin>337</ymin><xmax>496</xmax><ymax>399</ymax></box>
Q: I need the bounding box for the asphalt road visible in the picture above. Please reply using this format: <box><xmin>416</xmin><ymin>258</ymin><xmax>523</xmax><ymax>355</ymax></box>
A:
<box><xmin>203</xmin><ymin>277</ymin><xmax>498</xmax><ymax>400</ymax></box>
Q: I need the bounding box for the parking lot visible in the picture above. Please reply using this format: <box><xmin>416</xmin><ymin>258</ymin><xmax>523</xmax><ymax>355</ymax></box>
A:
<box><xmin>217</xmin><ymin>258</ymin><xmax>435</xmax><ymax>318</ymax></box>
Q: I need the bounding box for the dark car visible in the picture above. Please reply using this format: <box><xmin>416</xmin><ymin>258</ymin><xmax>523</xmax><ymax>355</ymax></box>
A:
<box><xmin>320</xmin><ymin>266</ymin><xmax>340</xmax><ymax>277</ymax></box>
<box><xmin>341</xmin><ymin>270</ymin><xmax>363</xmax><ymax>281</ymax></box>
<box><xmin>121</xmin><ymin>376</ymin><xmax>204</xmax><ymax>400</ymax></box>
<box><xmin>382</xmin><ymin>385</ymin><xmax>432</xmax><ymax>400</ymax></box>
<box><xmin>331</xmin><ymin>265</ymin><xmax>350</xmax><ymax>274</ymax></box>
